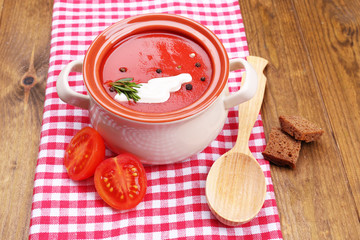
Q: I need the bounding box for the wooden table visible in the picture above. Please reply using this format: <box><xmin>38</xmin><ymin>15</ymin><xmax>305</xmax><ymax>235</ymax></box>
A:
<box><xmin>0</xmin><ymin>0</ymin><xmax>359</xmax><ymax>239</ymax></box>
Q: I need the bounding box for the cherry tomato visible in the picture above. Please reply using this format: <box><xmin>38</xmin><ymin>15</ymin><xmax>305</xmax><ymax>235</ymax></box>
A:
<box><xmin>64</xmin><ymin>127</ymin><xmax>105</xmax><ymax>180</ymax></box>
<box><xmin>94</xmin><ymin>153</ymin><xmax>147</xmax><ymax>210</ymax></box>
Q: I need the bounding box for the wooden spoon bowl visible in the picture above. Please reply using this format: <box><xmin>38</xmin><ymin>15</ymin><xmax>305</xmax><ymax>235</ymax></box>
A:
<box><xmin>206</xmin><ymin>56</ymin><xmax>268</xmax><ymax>226</ymax></box>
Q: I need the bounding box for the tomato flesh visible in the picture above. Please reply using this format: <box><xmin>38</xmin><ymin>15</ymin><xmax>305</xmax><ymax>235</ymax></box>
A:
<box><xmin>94</xmin><ymin>153</ymin><xmax>147</xmax><ymax>210</ymax></box>
<box><xmin>64</xmin><ymin>127</ymin><xmax>105</xmax><ymax>180</ymax></box>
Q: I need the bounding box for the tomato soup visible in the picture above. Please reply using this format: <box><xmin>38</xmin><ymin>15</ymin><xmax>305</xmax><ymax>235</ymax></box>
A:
<box><xmin>101</xmin><ymin>32</ymin><xmax>212</xmax><ymax>113</ymax></box>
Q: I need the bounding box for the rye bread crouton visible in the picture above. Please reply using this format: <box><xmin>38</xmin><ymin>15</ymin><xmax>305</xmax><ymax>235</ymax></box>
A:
<box><xmin>279</xmin><ymin>115</ymin><xmax>324</xmax><ymax>143</ymax></box>
<box><xmin>262</xmin><ymin>128</ymin><xmax>301</xmax><ymax>169</ymax></box>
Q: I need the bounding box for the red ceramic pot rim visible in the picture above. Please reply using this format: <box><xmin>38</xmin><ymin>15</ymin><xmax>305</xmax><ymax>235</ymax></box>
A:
<box><xmin>83</xmin><ymin>13</ymin><xmax>229</xmax><ymax>123</ymax></box>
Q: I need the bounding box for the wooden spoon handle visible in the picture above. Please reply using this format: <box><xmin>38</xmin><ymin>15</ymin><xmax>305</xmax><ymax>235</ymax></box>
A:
<box><xmin>233</xmin><ymin>56</ymin><xmax>268</xmax><ymax>153</ymax></box>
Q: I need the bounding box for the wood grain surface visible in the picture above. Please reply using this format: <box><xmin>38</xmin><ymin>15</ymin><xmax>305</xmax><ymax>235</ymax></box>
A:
<box><xmin>238</xmin><ymin>0</ymin><xmax>360</xmax><ymax>239</ymax></box>
<box><xmin>0</xmin><ymin>0</ymin><xmax>53</xmax><ymax>239</ymax></box>
<box><xmin>0</xmin><ymin>0</ymin><xmax>359</xmax><ymax>239</ymax></box>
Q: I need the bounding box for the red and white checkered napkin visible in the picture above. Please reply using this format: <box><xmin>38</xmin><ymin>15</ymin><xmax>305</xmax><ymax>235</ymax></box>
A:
<box><xmin>29</xmin><ymin>0</ymin><xmax>283</xmax><ymax>239</ymax></box>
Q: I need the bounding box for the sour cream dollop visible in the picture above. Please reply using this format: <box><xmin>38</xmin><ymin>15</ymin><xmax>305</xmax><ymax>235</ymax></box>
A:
<box><xmin>114</xmin><ymin>73</ymin><xmax>192</xmax><ymax>103</ymax></box>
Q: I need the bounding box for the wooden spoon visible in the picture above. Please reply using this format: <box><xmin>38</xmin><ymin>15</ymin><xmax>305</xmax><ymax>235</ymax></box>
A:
<box><xmin>206</xmin><ymin>56</ymin><xmax>268</xmax><ymax>226</ymax></box>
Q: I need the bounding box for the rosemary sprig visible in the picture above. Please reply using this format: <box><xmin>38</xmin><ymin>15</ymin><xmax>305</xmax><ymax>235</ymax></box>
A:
<box><xmin>109</xmin><ymin>78</ymin><xmax>142</xmax><ymax>102</ymax></box>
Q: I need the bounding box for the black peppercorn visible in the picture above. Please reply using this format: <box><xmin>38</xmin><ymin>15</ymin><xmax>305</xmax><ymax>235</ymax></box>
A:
<box><xmin>109</xmin><ymin>86</ymin><xmax>115</xmax><ymax>92</ymax></box>
<box><xmin>195</xmin><ymin>62</ymin><xmax>201</xmax><ymax>67</ymax></box>
<box><xmin>186</xmin><ymin>84</ymin><xmax>193</xmax><ymax>90</ymax></box>
<box><xmin>200</xmin><ymin>77</ymin><xmax>205</xmax><ymax>81</ymax></box>
<box><xmin>156</xmin><ymin>68</ymin><xmax>162</xmax><ymax>73</ymax></box>
<box><xmin>119</xmin><ymin>67</ymin><xmax>127</xmax><ymax>72</ymax></box>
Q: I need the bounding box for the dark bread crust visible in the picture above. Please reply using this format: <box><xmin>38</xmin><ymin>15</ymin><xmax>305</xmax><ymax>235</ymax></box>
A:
<box><xmin>262</xmin><ymin>128</ymin><xmax>301</xmax><ymax>169</ymax></box>
<box><xmin>279</xmin><ymin>115</ymin><xmax>324</xmax><ymax>143</ymax></box>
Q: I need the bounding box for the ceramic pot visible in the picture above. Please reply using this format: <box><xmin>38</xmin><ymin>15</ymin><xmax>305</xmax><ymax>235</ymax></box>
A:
<box><xmin>57</xmin><ymin>13</ymin><xmax>257</xmax><ymax>165</ymax></box>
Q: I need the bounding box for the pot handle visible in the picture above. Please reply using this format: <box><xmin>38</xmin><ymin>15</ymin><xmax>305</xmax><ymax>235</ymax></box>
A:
<box><xmin>57</xmin><ymin>60</ymin><xmax>90</xmax><ymax>110</ymax></box>
<box><xmin>223</xmin><ymin>58</ymin><xmax>258</xmax><ymax>109</ymax></box>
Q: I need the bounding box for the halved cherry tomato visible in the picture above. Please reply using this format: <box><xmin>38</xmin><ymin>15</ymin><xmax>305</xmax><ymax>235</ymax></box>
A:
<box><xmin>94</xmin><ymin>153</ymin><xmax>147</xmax><ymax>210</ymax></box>
<box><xmin>64</xmin><ymin>127</ymin><xmax>105</xmax><ymax>180</ymax></box>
